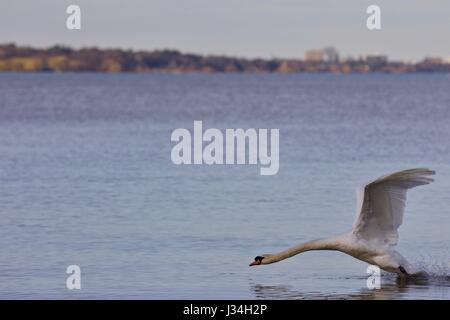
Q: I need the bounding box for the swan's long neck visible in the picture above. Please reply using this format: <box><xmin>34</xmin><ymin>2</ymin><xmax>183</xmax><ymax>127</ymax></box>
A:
<box><xmin>269</xmin><ymin>237</ymin><xmax>341</xmax><ymax>263</ymax></box>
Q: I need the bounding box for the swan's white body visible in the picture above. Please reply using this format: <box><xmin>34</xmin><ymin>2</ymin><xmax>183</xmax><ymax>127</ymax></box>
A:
<box><xmin>250</xmin><ymin>168</ymin><xmax>435</xmax><ymax>276</ymax></box>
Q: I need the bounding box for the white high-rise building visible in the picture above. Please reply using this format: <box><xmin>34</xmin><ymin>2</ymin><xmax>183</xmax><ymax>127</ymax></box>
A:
<box><xmin>305</xmin><ymin>49</ymin><xmax>324</xmax><ymax>62</ymax></box>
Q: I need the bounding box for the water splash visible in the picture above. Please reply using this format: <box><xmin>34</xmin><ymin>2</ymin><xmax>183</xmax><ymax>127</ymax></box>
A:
<box><xmin>414</xmin><ymin>252</ymin><xmax>450</xmax><ymax>280</ymax></box>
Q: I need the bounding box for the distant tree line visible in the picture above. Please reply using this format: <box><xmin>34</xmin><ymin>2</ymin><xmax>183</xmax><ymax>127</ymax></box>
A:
<box><xmin>1</xmin><ymin>43</ymin><xmax>449</xmax><ymax>73</ymax></box>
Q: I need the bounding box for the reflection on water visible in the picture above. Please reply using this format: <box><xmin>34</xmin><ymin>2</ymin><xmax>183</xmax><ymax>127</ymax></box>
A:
<box><xmin>251</xmin><ymin>275</ymin><xmax>450</xmax><ymax>300</ymax></box>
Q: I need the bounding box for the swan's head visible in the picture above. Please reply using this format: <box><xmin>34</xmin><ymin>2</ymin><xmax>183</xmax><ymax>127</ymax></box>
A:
<box><xmin>249</xmin><ymin>254</ymin><xmax>274</xmax><ymax>266</ymax></box>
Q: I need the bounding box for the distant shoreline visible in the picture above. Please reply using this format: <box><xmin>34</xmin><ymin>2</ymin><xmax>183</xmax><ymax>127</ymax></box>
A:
<box><xmin>1</xmin><ymin>43</ymin><xmax>449</xmax><ymax>73</ymax></box>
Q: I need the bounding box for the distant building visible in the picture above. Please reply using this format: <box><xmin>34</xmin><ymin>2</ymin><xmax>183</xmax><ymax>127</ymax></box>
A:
<box><xmin>323</xmin><ymin>47</ymin><xmax>339</xmax><ymax>63</ymax></box>
<box><xmin>416</xmin><ymin>56</ymin><xmax>449</xmax><ymax>72</ymax></box>
<box><xmin>423</xmin><ymin>57</ymin><xmax>443</xmax><ymax>65</ymax></box>
<box><xmin>305</xmin><ymin>49</ymin><xmax>324</xmax><ymax>62</ymax></box>
<box><xmin>342</xmin><ymin>55</ymin><xmax>356</xmax><ymax>63</ymax></box>
<box><xmin>364</xmin><ymin>54</ymin><xmax>388</xmax><ymax>67</ymax></box>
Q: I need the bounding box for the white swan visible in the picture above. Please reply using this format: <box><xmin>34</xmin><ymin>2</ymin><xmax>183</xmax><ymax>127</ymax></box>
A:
<box><xmin>249</xmin><ymin>168</ymin><xmax>435</xmax><ymax>276</ymax></box>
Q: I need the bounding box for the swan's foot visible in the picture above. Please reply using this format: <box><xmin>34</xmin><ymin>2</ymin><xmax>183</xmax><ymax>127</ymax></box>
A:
<box><xmin>396</xmin><ymin>266</ymin><xmax>429</xmax><ymax>285</ymax></box>
<box><xmin>398</xmin><ymin>266</ymin><xmax>408</xmax><ymax>276</ymax></box>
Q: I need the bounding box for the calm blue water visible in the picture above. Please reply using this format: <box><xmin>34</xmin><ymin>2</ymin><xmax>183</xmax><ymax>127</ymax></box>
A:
<box><xmin>0</xmin><ymin>73</ymin><xmax>450</xmax><ymax>299</ymax></box>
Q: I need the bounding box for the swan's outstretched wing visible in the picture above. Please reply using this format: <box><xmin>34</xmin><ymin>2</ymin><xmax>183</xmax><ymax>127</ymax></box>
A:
<box><xmin>352</xmin><ymin>168</ymin><xmax>434</xmax><ymax>247</ymax></box>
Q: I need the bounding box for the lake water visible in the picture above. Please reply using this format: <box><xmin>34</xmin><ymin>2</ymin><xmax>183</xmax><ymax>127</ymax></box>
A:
<box><xmin>0</xmin><ymin>73</ymin><xmax>450</xmax><ymax>299</ymax></box>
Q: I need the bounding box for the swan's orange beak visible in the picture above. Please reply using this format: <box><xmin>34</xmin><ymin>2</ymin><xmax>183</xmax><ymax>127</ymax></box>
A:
<box><xmin>249</xmin><ymin>261</ymin><xmax>258</xmax><ymax>266</ymax></box>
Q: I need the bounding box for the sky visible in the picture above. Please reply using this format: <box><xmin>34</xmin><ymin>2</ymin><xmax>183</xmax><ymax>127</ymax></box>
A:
<box><xmin>1</xmin><ymin>0</ymin><xmax>449</xmax><ymax>62</ymax></box>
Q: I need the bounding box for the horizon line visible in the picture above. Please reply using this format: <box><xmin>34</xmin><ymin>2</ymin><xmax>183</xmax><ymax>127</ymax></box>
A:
<box><xmin>2</xmin><ymin>42</ymin><xmax>447</xmax><ymax>64</ymax></box>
